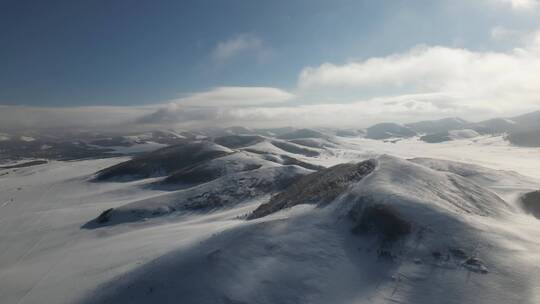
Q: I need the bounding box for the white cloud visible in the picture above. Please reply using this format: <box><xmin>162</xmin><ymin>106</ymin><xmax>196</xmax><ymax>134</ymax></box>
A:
<box><xmin>0</xmin><ymin>105</ymin><xmax>155</xmax><ymax>131</ymax></box>
<box><xmin>6</xmin><ymin>30</ymin><xmax>540</xmax><ymax>131</ymax></box>
<box><xmin>505</xmin><ymin>0</ymin><xmax>538</xmax><ymax>10</ymax></box>
<box><xmin>0</xmin><ymin>87</ymin><xmax>295</xmax><ymax>131</ymax></box>
<box><xmin>297</xmin><ymin>35</ymin><xmax>540</xmax><ymax>116</ymax></box>
<box><xmin>491</xmin><ymin>26</ymin><xmax>540</xmax><ymax>47</ymax></box>
<box><xmin>490</xmin><ymin>26</ymin><xmax>520</xmax><ymax>41</ymax></box>
<box><xmin>490</xmin><ymin>0</ymin><xmax>539</xmax><ymax>10</ymax></box>
<box><xmin>135</xmin><ymin>86</ymin><xmax>295</xmax><ymax>125</ymax></box>
<box><xmin>206</xmin><ymin>92</ymin><xmax>518</xmax><ymax>128</ymax></box>
<box><xmin>173</xmin><ymin>86</ymin><xmax>294</xmax><ymax>107</ymax></box>
<box><xmin>225</xmin><ymin>94</ymin><xmax>456</xmax><ymax>127</ymax></box>
<box><xmin>212</xmin><ymin>34</ymin><xmax>270</xmax><ymax>64</ymax></box>
<box><xmin>135</xmin><ymin>91</ymin><xmax>519</xmax><ymax>129</ymax></box>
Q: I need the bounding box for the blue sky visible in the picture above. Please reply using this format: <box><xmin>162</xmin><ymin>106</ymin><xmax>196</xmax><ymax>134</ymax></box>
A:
<box><xmin>2</xmin><ymin>0</ymin><xmax>540</xmax><ymax>129</ymax></box>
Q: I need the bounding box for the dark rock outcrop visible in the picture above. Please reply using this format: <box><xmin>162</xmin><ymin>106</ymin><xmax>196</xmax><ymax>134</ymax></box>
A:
<box><xmin>350</xmin><ymin>204</ymin><xmax>411</xmax><ymax>242</ymax></box>
<box><xmin>248</xmin><ymin>159</ymin><xmax>376</xmax><ymax>219</ymax></box>
<box><xmin>520</xmin><ymin>190</ymin><xmax>540</xmax><ymax>219</ymax></box>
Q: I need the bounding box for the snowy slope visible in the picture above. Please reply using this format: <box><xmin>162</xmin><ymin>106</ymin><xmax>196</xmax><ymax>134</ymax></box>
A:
<box><xmin>85</xmin><ymin>164</ymin><xmax>311</xmax><ymax>227</ymax></box>
<box><xmin>0</xmin><ymin>158</ymin><xmax>269</xmax><ymax>304</ymax></box>
<box><xmin>2</xmin><ymin>138</ymin><xmax>540</xmax><ymax>304</ymax></box>
<box><xmin>334</xmin><ymin>135</ymin><xmax>540</xmax><ymax>180</ymax></box>
<box><xmin>366</xmin><ymin>123</ymin><xmax>417</xmax><ymax>140</ymax></box>
<box><xmin>406</xmin><ymin>117</ymin><xmax>469</xmax><ymax>134</ymax></box>
<box><xmin>80</xmin><ymin>156</ymin><xmax>540</xmax><ymax>304</ymax></box>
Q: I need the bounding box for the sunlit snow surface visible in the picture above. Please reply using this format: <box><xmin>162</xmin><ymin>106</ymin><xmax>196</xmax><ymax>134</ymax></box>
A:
<box><xmin>330</xmin><ymin>135</ymin><xmax>540</xmax><ymax>179</ymax></box>
<box><xmin>1</xmin><ymin>136</ymin><xmax>540</xmax><ymax>304</ymax></box>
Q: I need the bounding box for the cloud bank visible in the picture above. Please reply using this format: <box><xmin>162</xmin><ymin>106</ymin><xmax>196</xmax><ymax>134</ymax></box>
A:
<box><xmin>135</xmin><ymin>86</ymin><xmax>294</xmax><ymax>125</ymax></box>
<box><xmin>298</xmin><ymin>38</ymin><xmax>540</xmax><ymax>114</ymax></box>
<box><xmin>0</xmin><ymin>105</ymin><xmax>155</xmax><ymax>132</ymax></box>
<box><xmin>173</xmin><ymin>86</ymin><xmax>294</xmax><ymax>107</ymax></box>
<box><xmin>4</xmin><ymin>29</ymin><xmax>540</xmax><ymax>131</ymax></box>
<box><xmin>166</xmin><ymin>29</ymin><xmax>540</xmax><ymax>128</ymax></box>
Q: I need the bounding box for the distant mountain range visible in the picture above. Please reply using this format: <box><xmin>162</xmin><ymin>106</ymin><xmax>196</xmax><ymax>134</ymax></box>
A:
<box><xmin>2</xmin><ymin>110</ymin><xmax>540</xmax><ymax>164</ymax></box>
<box><xmin>3</xmin><ymin>109</ymin><xmax>540</xmax><ymax>303</ymax></box>
<box><xmin>363</xmin><ymin>110</ymin><xmax>540</xmax><ymax>146</ymax></box>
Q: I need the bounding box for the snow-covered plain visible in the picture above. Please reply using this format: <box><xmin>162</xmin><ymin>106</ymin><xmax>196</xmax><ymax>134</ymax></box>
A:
<box><xmin>331</xmin><ymin>135</ymin><xmax>540</xmax><ymax>179</ymax></box>
<box><xmin>1</xmin><ymin>135</ymin><xmax>540</xmax><ymax>304</ymax></box>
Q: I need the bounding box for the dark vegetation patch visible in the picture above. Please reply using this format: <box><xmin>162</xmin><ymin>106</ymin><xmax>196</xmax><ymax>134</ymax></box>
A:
<box><xmin>288</xmin><ymin>138</ymin><xmax>335</xmax><ymax>149</ymax></box>
<box><xmin>84</xmin><ymin>166</ymin><xmax>308</xmax><ymax>228</ymax></box>
<box><xmin>82</xmin><ymin>208</ymin><xmax>117</xmax><ymax>228</ymax></box>
<box><xmin>90</xmin><ymin>137</ymin><xmax>134</xmax><ymax>147</ymax></box>
<box><xmin>95</xmin><ymin>142</ymin><xmax>231</xmax><ymax>181</ymax></box>
<box><xmin>167</xmin><ymin>168</ymin><xmax>306</xmax><ymax>213</ymax></box>
<box><xmin>335</xmin><ymin>129</ymin><xmax>364</xmax><ymax>137</ymax></box>
<box><xmin>366</xmin><ymin>123</ymin><xmax>417</xmax><ymax>140</ymax></box>
<box><xmin>467</xmin><ymin>118</ymin><xmax>516</xmax><ymax>135</ymax></box>
<box><xmin>162</xmin><ymin>162</ymin><xmax>262</xmax><ymax>185</ymax></box>
<box><xmin>0</xmin><ymin>139</ymin><xmax>120</xmax><ymax>162</ymax></box>
<box><xmin>145</xmin><ymin>131</ymin><xmax>191</xmax><ymax>145</ymax></box>
<box><xmin>213</xmin><ymin>135</ymin><xmax>265</xmax><ymax>148</ymax></box>
<box><xmin>96</xmin><ymin>208</ymin><xmax>115</xmax><ymax>223</ymax></box>
<box><xmin>420</xmin><ymin>132</ymin><xmax>452</xmax><ymax>143</ymax></box>
<box><xmin>0</xmin><ymin>160</ymin><xmax>48</xmax><ymax>169</ymax></box>
<box><xmin>520</xmin><ymin>190</ymin><xmax>540</xmax><ymax>219</ymax></box>
<box><xmin>350</xmin><ymin>203</ymin><xmax>412</xmax><ymax>242</ymax></box>
<box><xmin>278</xmin><ymin>155</ymin><xmax>324</xmax><ymax>171</ymax></box>
<box><xmin>449</xmin><ymin>247</ymin><xmax>468</xmax><ymax>259</ymax></box>
<box><xmin>248</xmin><ymin>160</ymin><xmax>376</xmax><ymax>219</ymax></box>
<box><xmin>277</xmin><ymin>128</ymin><xmax>329</xmax><ymax>140</ymax></box>
<box><xmin>507</xmin><ymin>130</ymin><xmax>540</xmax><ymax>147</ymax></box>
<box><xmin>270</xmin><ymin>141</ymin><xmax>320</xmax><ymax>157</ymax></box>
<box><xmin>242</xmin><ymin>148</ymin><xmax>266</xmax><ymax>155</ymax></box>
<box><xmin>406</xmin><ymin>117</ymin><xmax>468</xmax><ymax>134</ymax></box>
<box><xmin>260</xmin><ymin>153</ymin><xmax>324</xmax><ymax>171</ymax></box>
<box><xmin>462</xmin><ymin>257</ymin><xmax>489</xmax><ymax>273</ymax></box>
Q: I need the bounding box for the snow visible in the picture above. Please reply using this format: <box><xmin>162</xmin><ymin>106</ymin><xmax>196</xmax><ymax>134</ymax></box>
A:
<box><xmin>448</xmin><ymin>129</ymin><xmax>480</xmax><ymax>140</ymax></box>
<box><xmin>2</xmin><ymin>136</ymin><xmax>540</xmax><ymax>303</ymax></box>
<box><xmin>289</xmin><ymin>137</ymin><xmax>338</xmax><ymax>148</ymax></box>
<box><xmin>332</xmin><ymin>135</ymin><xmax>540</xmax><ymax>179</ymax></box>
<box><xmin>241</xmin><ymin>139</ymin><xmax>323</xmax><ymax>160</ymax></box>
<box><xmin>87</xmin><ymin>141</ymin><xmax>168</xmax><ymax>154</ymax></box>
<box><xmin>81</xmin><ymin>155</ymin><xmax>540</xmax><ymax>304</ymax></box>
<box><xmin>0</xmin><ymin>158</ymin><xmax>260</xmax><ymax>303</ymax></box>
<box><xmin>91</xmin><ymin>164</ymin><xmax>310</xmax><ymax>226</ymax></box>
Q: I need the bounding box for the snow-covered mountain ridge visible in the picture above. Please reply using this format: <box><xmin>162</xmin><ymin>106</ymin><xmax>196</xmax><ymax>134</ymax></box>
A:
<box><xmin>1</xmin><ymin>129</ymin><xmax>540</xmax><ymax>304</ymax></box>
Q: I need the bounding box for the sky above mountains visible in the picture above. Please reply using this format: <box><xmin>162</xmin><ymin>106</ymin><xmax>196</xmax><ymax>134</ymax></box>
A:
<box><xmin>2</xmin><ymin>0</ymin><xmax>540</xmax><ymax>130</ymax></box>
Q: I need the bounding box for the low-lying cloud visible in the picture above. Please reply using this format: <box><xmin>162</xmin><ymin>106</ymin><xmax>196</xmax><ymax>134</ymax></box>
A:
<box><xmin>4</xmin><ymin>29</ymin><xmax>540</xmax><ymax>131</ymax></box>
<box><xmin>172</xmin><ymin>86</ymin><xmax>294</xmax><ymax>107</ymax></box>
<box><xmin>139</xmin><ymin>29</ymin><xmax>540</xmax><ymax>128</ymax></box>
<box><xmin>0</xmin><ymin>105</ymin><xmax>155</xmax><ymax>132</ymax></box>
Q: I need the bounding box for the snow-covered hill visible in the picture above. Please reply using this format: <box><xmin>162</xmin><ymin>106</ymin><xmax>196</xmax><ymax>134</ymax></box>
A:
<box><xmin>81</xmin><ymin>156</ymin><xmax>540</xmax><ymax>304</ymax></box>
<box><xmin>406</xmin><ymin>117</ymin><xmax>469</xmax><ymax>134</ymax></box>
<box><xmin>366</xmin><ymin>123</ymin><xmax>417</xmax><ymax>140</ymax></box>
<box><xmin>2</xmin><ymin>131</ymin><xmax>540</xmax><ymax>304</ymax></box>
